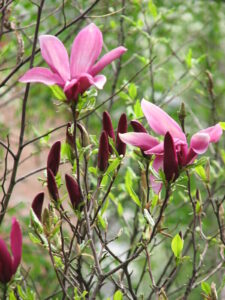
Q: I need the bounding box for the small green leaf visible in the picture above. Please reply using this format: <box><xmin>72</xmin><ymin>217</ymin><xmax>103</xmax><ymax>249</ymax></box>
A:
<box><xmin>9</xmin><ymin>291</ymin><xmax>17</xmax><ymax>300</ymax></box>
<box><xmin>61</xmin><ymin>142</ymin><xmax>73</xmax><ymax>163</ymax></box>
<box><xmin>195</xmin><ymin>165</ymin><xmax>207</xmax><ymax>182</ymax></box>
<box><xmin>219</xmin><ymin>122</ymin><xmax>225</xmax><ymax>130</ymax></box>
<box><xmin>185</xmin><ymin>48</ymin><xmax>192</xmax><ymax>69</ymax></box>
<box><xmin>29</xmin><ymin>232</ymin><xmax>42</xmax><ymax>245</ymax></box>
<box><xmin>171</xmin><ymin>234</ymin><xmax>183</xmax><ymax>258</ymax></box>
<box><xmin>113</xmin><ymin>290</ymin><xmax>123</xmax><ymax>300</ymax></box>
<box><xmin>125</xmin><ymin>168</ymin><xmax>141</xmax><ymax>207</ymax></box>
<box><xmin>201</xmin><ymin>282</ymin><xmax>211</xmax><ymax>296</ymax></box>
<box><xmin>105</xmin><ymin>157</ymin><xmax>121</xmax><ymax>176</ymax></box>
<box><xmin>49</xmin><ymin>85</ymin><xmax>66</xmax><ymax>101</ymax></box>
<box><xmin>97</xmin><ymin>215</ymin><xmax>107</xmax><ymax>230</ymax></box>
<box><xmin>148</xmin><ymin>0</ymin><xmax>158</xmax><ymax>19</ymax></box>
<box><xmin>134</xmin><ymin>100</ymin><xmax>143</xmax><ymax>118</ymax></box>
<box><xmin>128</xmin><ymin>83</ymin><xmax>137</xmax><ymax>99</ymax></box>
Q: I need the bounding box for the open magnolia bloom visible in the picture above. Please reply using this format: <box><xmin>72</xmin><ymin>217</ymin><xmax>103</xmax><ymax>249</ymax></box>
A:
<box><xmin>119</xmin><ymin>99</ymin><xmax>223</xmax><ymax>193</ymax></box>
<box><xmin>0</xmin><ymin>218</ymin><xmax>22</xmax><ymax>284</ymax></box>
<box><xmin>19</xmin><ymin>23</ymin><xmax>127</xmax><ymax>102</ymax></box>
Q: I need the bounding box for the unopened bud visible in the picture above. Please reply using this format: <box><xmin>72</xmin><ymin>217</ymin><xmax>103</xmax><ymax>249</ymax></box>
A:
<box><xmin>103</xmin><ymin>111</ymin><xmax>115</xmax><ymax>154</ymax></box>
<box><xmin>65</xmin><ymin>174</ymin><xmax>82</xmax><ymax>209</ymax></box>
<box><xmin>77</xmin><ymin>122</ymin><xmax>90</xmax><ymax>147</ymax></box>
<box><xmin>103</xmin><ymin>111</ymin><xmax>115</xmax><ymax>141</ymax></box>
<box><xmin>47</xmin><ymin>168</ymin><xmax>59</xmax><ymax>201</ymax></box>
<box><xmin>32</xmin><ymin>192</ymin><xmax>44</xmax><ymax>221</ymax></box>
<box><xmin>98</xmin><ymin>131</ymin><xmax>109</xmax><ymax>172</ymax></box>
<box><xmin>163</xmin><ymin>132</ymin><xmax>179</xmax><ymax>182</ymax></box>
<box><xmin>116</xmin><ymin>113</ymin><xmax>127</xmax><ymax>156</ymax></box>
<box><xmin>131</xmin><ymin>120</ymin><xmax>147</xmax><ymax>133</ymax></box>
<box><xmin>47</xmin><ymin>141</ymin><xmax>61</xmax><ymax>176</ymax></box>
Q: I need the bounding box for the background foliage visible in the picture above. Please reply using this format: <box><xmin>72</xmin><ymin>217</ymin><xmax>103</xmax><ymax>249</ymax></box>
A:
<box><xmin>0</xmin><ymin>0</ymin><xmax>225</xmax><ymax>299</ymax></box>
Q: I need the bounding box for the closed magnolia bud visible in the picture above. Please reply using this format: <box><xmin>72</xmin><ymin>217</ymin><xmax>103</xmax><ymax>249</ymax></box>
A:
<box><xmin>98</xmin><ymin>131</ymin><xmax>109</xmax><ymax>172</ymax></box>
<box><xmin>66</xmin><ymin>122</ymin><xmax>75</xmax><ymax>149</ymax></box>
<box><xmin>77</xmin><ymin>123</ymin><xmax>90</xmax><ymax>147</ymax></box>
<box><xmin>65</xmin><ymin>174</ymin><xmax>82</xmax><ymax>209</ymax></box>
<box><xmin>163</xmin><ymin>132</ymin><xmax>179</xmax><ymax>182</ymax></box>
<box><xmin>103</xmin><ymin>111</ymin><xmax>115</xmax><ymax>154</ymax></box>
<box><xmin>47</xmin><ymin>168</ymin><xmax>59</xmax><ymax>201</ymax></box>
<box><xmin>47</xmin><ymin>141</ymin><xmax>61</xmax><ymax>176</ymax></box>
<box><xmin>116</xmin><ymin>113</ymin><xmax>127</xmax><ymax>156</ymax></box>
<box><xmin>32</xmin><ymin>192</ymin><xmax>44</xmax><ymax>221</ymax></box>
<box><xmin>130</xmin><ymin>120</ymin><xmax>147</xmax><ymax>133</ymax></box>
<box><xmin>103</xmin><ymin>111</ymin><xmax>115</xmax><ymax>141</ymax></box>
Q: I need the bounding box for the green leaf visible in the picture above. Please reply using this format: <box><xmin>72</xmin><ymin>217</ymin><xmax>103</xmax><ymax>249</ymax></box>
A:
<box><xmin>128</xmin><ymin>83</ymin><xmax>137</xmax><ymax>99</ymax></box>
<box><xmin>134</xmin><ymin>100</ymin><xmax>143</xmax><ymax>118</ymax></box>
<box><xmin>201</xmin><ymin>282</ymin><xmax>211</xmax><ymax>295</ymax></box>
<box><xmin>49</xmin><ymin>85</ymin><xmax>66</xmax><ymax>101</ymax></box>
<box><xmin>105</xmin><ymin>157</ymin><xmax>121</xmax><ymax>176</ymax></box>
<box><xmin>29</xmin><ymin>232</ymin><xmax>42</xmax><ymax>245</ymax></box>
<box><xmin>117</xmin><ymin>202</ymin><xmax>123</xmax><ymax>216</ymax></box>
<box><xmin>97</xmin><ymin>215</ymin><xmax>107</xmax><ymax>230</ymax></box>
<box><xmin>113</xmin><ymin>290</ymin><xmax>123</xmax><ymax>300</ymax></box>
<box><xmin>9</xmin><ymin>291</ymin><xmax>17</xmax><ymax>300</ymax></box>
<box><xmin>219</xmin><ymin>122</ymin><xmax>225</xmax><ymax>130</ymax></box>
<box><xmin>30</xmin><ymin>208</ymin><xmax>43</xmax><ymax>232</ymax></box>
<box><xmin>148</xmin><ymin>0</ymin><xmax>158</xmax><ymax>19</ymax></box>
<box><xmin>185</xmin><ymin>48</ymin><xmax>192</xmax><ymax>68</ymax></box>
<box><xmin>171</xmin><ymin>234</ymin><xmax>183</xmax><ymax>258</ymax></box>
<box><xmin>195</xmin><ymin>165</ymin><xmax>207</xmax><ymax>182</ymax></box>
<box><xmin>125</xmin><ymin>168</ymin><xmax>141</xmax><ymax>207</ymax></box>
<box><xmin>61</xmin><ymin>142</ymin><xmax>73</xmax><ymax>163</ymax></box>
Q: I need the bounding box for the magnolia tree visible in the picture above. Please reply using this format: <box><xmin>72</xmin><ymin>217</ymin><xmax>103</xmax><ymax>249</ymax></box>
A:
<box><xmin>0</xmin><ymin>1</ymin><xmax>225</xmax><ymax>300</ymax></box>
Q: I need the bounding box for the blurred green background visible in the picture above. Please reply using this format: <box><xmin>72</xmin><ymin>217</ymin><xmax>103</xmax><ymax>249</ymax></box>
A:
<box><xmin>0</xmin><ymin>0</ymin><xmax>225</xmax><ymax>299</ymax></box>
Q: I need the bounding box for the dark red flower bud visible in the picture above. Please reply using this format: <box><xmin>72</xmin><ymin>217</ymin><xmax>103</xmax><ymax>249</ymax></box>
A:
<box><xmin>163</xmin><ymin>132</ymin><xmax>179</xmax><ymax>182</ymax></box>
<box><xmin>47</xmin><ymin>168</ymin><xmax>59</xmax><ymax>201</ymax></box>
<box><xmin>66</xmin><ymin>122</ymin><xmax>75</xmax><ymax>149</ymax></box>
<box><xmin>65</xmin><ymin>174</ymin><xmax>82</xmax><ymax>209</ymax></box>
<box><xmin>32</xmin><ymin>192</ymin><xmax>44</xmax><ymax>221</ymax></box>
<box><xmin>103</xmin><ymin>111</ymin><xmax>115</xmax><ymax>141</ymax></box>
<box><xmin>131</xmin><ymin>120</ymin><xmax>147</xmax><ymax>133</ymax></box>
<box><xmin>116</xmin><ymin>113</ymin><xmax>127</xmax><ymax>156</ymax></box>
<box><xmin>98</xmin><ymin>131</ymin><xmax>109</xmax><ymax>172</ymax></box>
<box><xmin>47</xmin><ymin>141</ymin><xmax>61</xmax><ymax>176</ymax></box>
<box><xmin>103</xmin><ymin>111</ymin><xmax>115</xmax><ymax>154</ymax></box>
<box><xmin>77</xmin><ymin>122</ymin><xmax>90</xmax><ymax>147</ymax></box>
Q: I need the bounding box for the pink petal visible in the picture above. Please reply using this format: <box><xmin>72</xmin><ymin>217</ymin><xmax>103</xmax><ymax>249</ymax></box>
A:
<box><xmin>141</xmin><ymin>99</ymin><xmax>186</xmax><ymax>141</ymax></box>
<box><xmin>92</xmin><ymin>75</ymin><xmax>106</xmax><ymax>89</ymax></box>
<box><xmin>150</xmin><ymin>156</ymin><xmax>163</xmax><ymax>194</ymax></box>
<box><xmin>190</xmin><ymin>133</ymin><xmax>210</xmax><ymax>154</ymax></box>
<box><xmin>0</xmin><ymin>238</ymin><xmax>13</xmax><ymax>283</ymax></box>
<box><xmin>10</xmin><ymin>217</ymin><xmax>22</xmax><ymax>274</ymax></box>
<box><xmin>19</xmin><ymin>67</ymin><xmax>64</xmax><ymax>86</ymax></box>
<box><xmin>90</xmin><ymin>46</ymin><xmax>127</xmax><ymax>76</ymax></box>
<box><xmin>70</xmin><ymin>23</ymin><xmax>103</xmax><ymax>77</ymax></box>
<box><xmin>119</xmin><ymin>132</ymin><xmax>159</xmax><ymax>151</ymax></box>
<box><xmin>64</xmin><ymin>73</ymin><xmax>106</xmax><ymax>101</ymax></box>
<box><xmin>39</xmin><ymin>35</ymin><xmax>70</xmax><ymax>82</ymax></box>
<box><xmin>145</xmin><ymin>142</ymin><xmax>164</xmax><ymax>155</ymax></box>
<box><xmin>198</xmin><ymin>124</ymin><xmax>222</xmax><ymax>143</ymax></box>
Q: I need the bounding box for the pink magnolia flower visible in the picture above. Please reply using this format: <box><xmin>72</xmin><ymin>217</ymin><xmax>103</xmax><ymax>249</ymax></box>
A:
<box><xmin>19</xmin><ymin>23</ymin><xmax>127</xmax><ymax>102</ymax></box>
<box><xmin>119</xmin><ymin>99</ymin><xmax>223</xmax><ymax>192</ymax></box>
<box><xmin>0</xmin><ymin>218</ymin><xmax>22</xmax><ymax>284</ymax></box>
